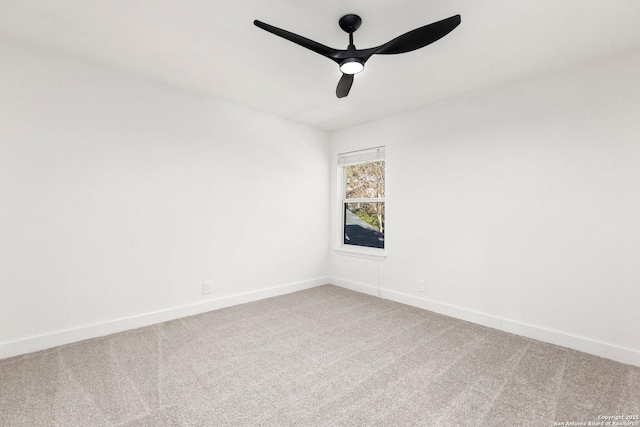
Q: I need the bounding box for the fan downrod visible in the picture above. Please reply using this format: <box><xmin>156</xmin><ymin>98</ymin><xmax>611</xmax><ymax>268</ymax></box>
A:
<box><xmin>339</xmin><ymin>14</ymin><xmax>362</xmax><ymax>33</ymax></box>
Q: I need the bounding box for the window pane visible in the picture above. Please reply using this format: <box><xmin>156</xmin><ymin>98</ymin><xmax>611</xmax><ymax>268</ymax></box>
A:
<box><xmin>345</xmin><ymin>160</ymin><xmax>385</xmax><ymax>199</ymax></box>
<box><xmin>344</xmin><ymin>202</ymin><xmax>385</xmax><ymax>249</ymax></box>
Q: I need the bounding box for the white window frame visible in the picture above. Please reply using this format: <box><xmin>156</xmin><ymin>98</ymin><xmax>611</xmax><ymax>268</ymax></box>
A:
<box><xmin>335</xmin><ymin>147</ymin><xmax>386</xmax><ymax>261</ymax></box>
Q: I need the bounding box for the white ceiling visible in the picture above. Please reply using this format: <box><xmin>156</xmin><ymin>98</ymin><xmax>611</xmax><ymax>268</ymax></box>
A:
<box><xmin>1</xmin><ymin>1</ymin><xmax>640</xmax><ymax>131</ymax></box>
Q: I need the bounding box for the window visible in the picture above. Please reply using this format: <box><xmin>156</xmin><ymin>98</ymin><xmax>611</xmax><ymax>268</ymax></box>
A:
<box><xmin>338</xmin><ymin>147</ymin><xmax>385</xmax><ymax>252</ymax></box>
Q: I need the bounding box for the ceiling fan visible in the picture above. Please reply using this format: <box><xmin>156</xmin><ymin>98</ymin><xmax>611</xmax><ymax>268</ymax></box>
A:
<box><xmin>254</xmin><ymin>13</ymin><xmax>461</xmax><ymax>98</ymax></box>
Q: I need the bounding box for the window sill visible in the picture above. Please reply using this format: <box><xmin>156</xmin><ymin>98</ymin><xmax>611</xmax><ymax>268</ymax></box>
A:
<box><xmin>334</xmin><ymin>246</ymin><xmax>386</xmax><ymax>261</ymax></box>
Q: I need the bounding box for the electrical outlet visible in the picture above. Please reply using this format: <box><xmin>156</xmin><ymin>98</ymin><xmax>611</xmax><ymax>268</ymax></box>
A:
<box><xmin>202</xmin><ymin>281</ymin><xmax>212</xmax><ymax>295</ymax></box>
<box><xmin>418</xmin><ymin>280</ymin><xmax>425</xmax><ymax>293</ymax></box>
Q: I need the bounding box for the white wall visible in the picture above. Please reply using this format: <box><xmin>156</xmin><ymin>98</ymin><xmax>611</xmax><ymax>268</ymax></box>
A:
<box><xmin>0</xmin><ymin>39</ymin><xmax>330</xmax><ymax>358</ymax></box>
<box><xmin>2</xmin><ymin>34</ymin><xmax>639</xmax><ymax>367</ymax></box>
<box><xmin>330</xmin><ymin>50</ymin><xmax>640</xmax><ymax>366</ymax></box>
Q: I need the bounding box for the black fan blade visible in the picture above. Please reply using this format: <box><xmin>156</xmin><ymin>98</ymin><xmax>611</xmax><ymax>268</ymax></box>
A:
<box><xmin>254</xmin><ymin>20</ymin><xmax>338</xmax><ymax>59</ymax></box>
<box><xmin>375</xmin><ymin>15</ymin><xmax>460</xmax><ymax>55</ymax></box>
<box><xmin>336</xmin><ymin>73</ymin><xmax>354</xmax><ymax>98</ymax></box>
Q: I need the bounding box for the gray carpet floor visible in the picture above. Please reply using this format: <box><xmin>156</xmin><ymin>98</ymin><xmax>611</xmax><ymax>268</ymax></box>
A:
<box><xmin>1</xmin><ymin>285</ymin><xmax>639</xmax><ymax>426</ymax></box>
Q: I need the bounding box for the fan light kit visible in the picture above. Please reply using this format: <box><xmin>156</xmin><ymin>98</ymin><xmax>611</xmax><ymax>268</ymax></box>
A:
<box><xmin>254</xmin><ymin>13</ymin><xmax>461</xmax><ymax>98</ymax></box>
<box><xmin>340</xmin><ymin>58</ymin><xmax>364</xmax><ymax>75</ymax></box>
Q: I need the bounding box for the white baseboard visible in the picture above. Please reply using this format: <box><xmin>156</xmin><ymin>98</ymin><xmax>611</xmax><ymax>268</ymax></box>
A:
<box><xmin>330</xmin><ymin>276</ymin><xmax>382</xmax><ymax>297</ymax></box>
<box><xmin>330</xmin><ymin>277</ymin><xmax>640</xmax><ymax>368</ymax></box>
<box><xmin>0</xmin><ymin>277</ymin><xmax>328</xmax><ymax>360</ymax></box>
<box><xmin>5</xmin><ymin>276</ymin><xmax>637</xmax><ymax>368</ymax></box>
